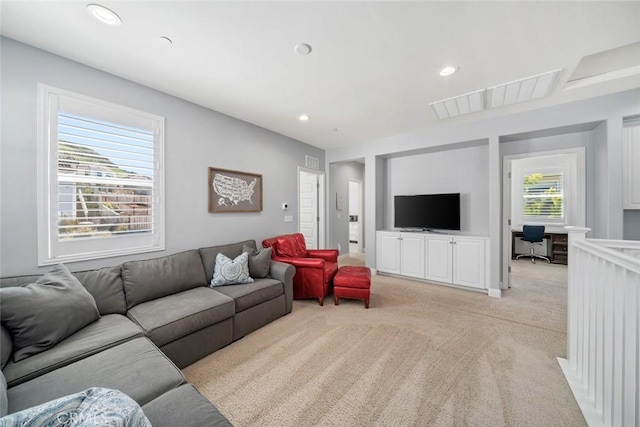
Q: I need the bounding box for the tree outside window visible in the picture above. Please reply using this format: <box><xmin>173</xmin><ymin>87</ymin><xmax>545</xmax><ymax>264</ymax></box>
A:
<box><xmin>522</xmin><ymin>172</ymin><xmax>564</xmax><ymax>220</ymax></box>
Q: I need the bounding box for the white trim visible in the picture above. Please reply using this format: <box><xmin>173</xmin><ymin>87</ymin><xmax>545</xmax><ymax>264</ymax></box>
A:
<box><xmin>37</xmin><ymin>84</ymin><xmax>165</xmax><ymax>265</ymax></box>
<box><xmin>487</xmin><ymin>288</ymin><xmax>502</xmax><ymax>298</ymax></box>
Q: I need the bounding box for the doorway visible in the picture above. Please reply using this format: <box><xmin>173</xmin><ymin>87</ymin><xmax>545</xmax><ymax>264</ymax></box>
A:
<box><xmin>298</xmin><ymin>168</ymin><xmax>325</xmax><ymax>249</ymax></box>
<box><xmin>502</xmin><ymin>148</ymin><xmax>585</xmax><ymax>288</ymax></box>
<box><xmin>348</xmin><ymin>179</ymin><xmax>363</xmax><ymax>254</ymax></box>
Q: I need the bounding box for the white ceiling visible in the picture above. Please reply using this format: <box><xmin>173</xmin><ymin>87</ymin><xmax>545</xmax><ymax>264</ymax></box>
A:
<box><xmin>2</xmin><ymin>1</ymin><xmax>639</xmax><ymax>150</ymax></box>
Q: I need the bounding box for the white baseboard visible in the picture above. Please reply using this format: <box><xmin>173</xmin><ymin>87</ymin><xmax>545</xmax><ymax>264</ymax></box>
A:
<box><xmin>338</xmin><ymin>253</ymin><xmax>349</xmax><ymax>261</ymax></box>
<box><xmin>487</xmin><ymin>288</ymin><xmax>502</xmax><ymax>298</ymax></box>
<box><xmin>370</xmin><ymin>268</ymin><xmax>377</xmax><ymax>275</ymax></box>
<box><xmin>557</xmin><ymin>357</ymin><xmax>602</xmax><ymax>426</ymax></box>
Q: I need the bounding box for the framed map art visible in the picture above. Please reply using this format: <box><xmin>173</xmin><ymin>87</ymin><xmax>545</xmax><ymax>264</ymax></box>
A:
<box><xmin>208</xmin><ymin>167</ymin><xmax>263</xmax><ymax>213</ymax></box>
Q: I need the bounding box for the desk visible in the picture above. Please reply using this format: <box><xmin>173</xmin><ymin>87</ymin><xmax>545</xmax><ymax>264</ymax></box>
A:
<box><xmin>511</xmin><ymin>231</ymin><xmax>568</xmax><ymax>265</ymax></box>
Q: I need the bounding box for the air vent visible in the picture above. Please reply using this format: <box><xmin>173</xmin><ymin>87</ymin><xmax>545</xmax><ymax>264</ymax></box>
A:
<box><xmin>305</xmin><ymin>155</ymin><xmax>320</xmax><ymax>170</ymax></box>
<box><xmin>489</xmin><ymin>69</ymin><xmax>561</xmax><ymax>109</ymax></box>
<box><xmin>429</xmin><ymin>89</ymin><xmax>485</xmax><ymax>120</ymax></box>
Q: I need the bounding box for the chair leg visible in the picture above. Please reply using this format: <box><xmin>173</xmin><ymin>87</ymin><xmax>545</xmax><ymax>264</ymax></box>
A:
<box><xmin>334</xmin><ymin>295</ymin><xmax>339</xmax><ymax>305</ymax></box>
<box><xmin>319</xmin><ymin>296</ymin><xmax>324</xmax><ymax>306</ymax></box>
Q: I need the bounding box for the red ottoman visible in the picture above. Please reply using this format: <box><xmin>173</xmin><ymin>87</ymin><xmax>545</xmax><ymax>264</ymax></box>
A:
<box><xmin>333</xmin><ymin>266</ymin><xmax>372</xmax><ymax>309</ymax></box>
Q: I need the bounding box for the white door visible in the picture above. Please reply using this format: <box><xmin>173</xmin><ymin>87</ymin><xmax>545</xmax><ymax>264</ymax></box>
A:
<box><xmin>376</xmin><ymin>232</ymin><xmax>401</xmax><ymax>274</ymax></box>
<box><xmin>425</xmin><ymin>236</ymin><xmax>453</xmax><ymax>283</ymax></box>
<box><xmin>400</xmin><ymin>233</ymin><xmax>425</xmax><ymax>278</ymax></box>
<box><xmin>298</xmin><ymin>168</ymin><xmax>325</xmax><ymax>249</ymax></box>
<box><xmin>453</xmin><ymin>237</ymin><xmax>486</xmax><ymax>289</ymax></box>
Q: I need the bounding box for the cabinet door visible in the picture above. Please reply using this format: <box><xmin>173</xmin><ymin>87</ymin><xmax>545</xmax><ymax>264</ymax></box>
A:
<box><xmin>623</xmin><ymin>125</ymin><xmax>640</xmax><ymax>209</ymax></box>
<box><xmin>376</xmin><ymin>232</ymin><xmax>401</xmax><ymax>274</ymax></box>
<box><xmin>453</xmin><ymin>237</ymin><xmax>486</xmax><ymax>289</ymax></box>
<box><xmin>400</xmin><ymin>233</ymin><xmax>425</xmax><ymax>279</ymax></box>
<box><xmin>425</xmin><ymin>236</ymin><xmax>453</xmax><ymax>283</ymax></box>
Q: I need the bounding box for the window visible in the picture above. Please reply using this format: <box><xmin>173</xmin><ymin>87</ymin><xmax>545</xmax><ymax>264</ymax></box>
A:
<box><xmin>510</xmin><ymin>150</ymin><xmax>585</xmax><ymax>230</ymax></box>
<box><xmin>38</xmin><ymin>84</ymin><xmax>164</xmax><ymax>265</ymax></box>
<box><xmin>522</xmin><ymin>172</ymin><xmax>564</xmax><ymax>222</ymax></box>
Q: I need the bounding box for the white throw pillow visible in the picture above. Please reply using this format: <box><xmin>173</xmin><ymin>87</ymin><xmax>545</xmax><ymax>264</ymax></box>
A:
<box><xmin>211</xmin><ymin>252</ymin><xmax>254</xmax><ymax>286</ymax></box>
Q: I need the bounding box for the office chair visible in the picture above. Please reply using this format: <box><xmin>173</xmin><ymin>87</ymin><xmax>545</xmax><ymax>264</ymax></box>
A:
<box><xmin>516</xmin><ymin>225</ymin><xmax>550</xmax><ymax>264</ymax></box>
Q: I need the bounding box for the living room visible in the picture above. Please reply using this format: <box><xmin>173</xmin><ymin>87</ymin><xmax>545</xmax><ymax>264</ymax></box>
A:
<box><xmin>1</xmin><ymin>1</ymin><xmax>639</xmax><ymax>426</ymax></box>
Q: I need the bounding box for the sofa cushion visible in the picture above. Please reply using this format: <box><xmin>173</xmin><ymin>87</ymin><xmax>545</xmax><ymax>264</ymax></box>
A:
<box><xmin>142</xmin><ymin>384</ymin><xmax>232</xmax><ymax>427</ymax></box>
<box><xmin>243</xmin><ymin>245</ymin><xmax>272</xmax><ymax>278</ymax></box>
<box><xmin>1</xmin><ymin>323</ymin><xmax>12</xmax><ymax>369</ymax></box>
<box><xmin>0</xmin><ymin>266</ymin><xmax>126</xmax><ymax>316</ymax></box>
<box><xmin>0</xmin><ymin>264</ymin><xmax>100</xmax><ymax>362</ymax></box>
<box><xmin>211</xmin><ymin>252</ymin><xmax>254</xmax><ymax>286</ymax></box>
<box><xmin>199</xmin><ymin>240</ymin><xmax>256</xmax><ymax>283</ymax></box>
<box><xmin>212</xmin><ymin>278</ymin><xmax>283</xmax><ymax>312</ymax></box>
<box><xmin>73</xmin><ymin>266</ymin><xmax>127</xmax><ymax>315</ymax></box>
<box><xmin>127</xmin><ymin>287</ymin><xmax>234</xmax><ymax>347</ymax></box>
<box><xmin>7</xmin><ymin>337</ymin><xmax>185</xmax><ymax>414</ymax></box>
<box><xmin>3</xmin><ymin>314</ymin><xmax>143</xmax><ymax>388</ymax></box>
<box><xmin>275</xmin><ymin>234</ymin><xmax>307</xmax><ymax>258</ymax></box>
<box><xmin>122</xmin><ymin>250</ymin><xmax>207</xmax><ymax>309</ymax></box>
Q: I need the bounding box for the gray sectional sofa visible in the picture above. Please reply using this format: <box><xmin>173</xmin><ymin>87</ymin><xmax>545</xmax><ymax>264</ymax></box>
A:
<box><xmin>0</xmin><ymin>239</ymin><xmax>295</xmax><ymax>425</ymax></box>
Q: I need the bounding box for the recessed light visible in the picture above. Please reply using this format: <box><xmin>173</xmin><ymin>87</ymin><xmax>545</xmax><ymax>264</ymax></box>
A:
<box><xmin>439</xmin><ymin>66</ymin><xmax>458</xmax><ymax>77</ymax></box>
<box><xmin>298</xmin><ymin>114</ymin><xmax>310</xmax><ymax>121</ymax></box>
<box><xmin>159</xmin><ymin>36</ymin><xmax>173</xmax><ymax>46</ymax></box>
<box><xmin>87</xmin><ymin>4</ymin><xmax>122</xmax><ymax>26</ymax></box>
<box><xmin>294</xmin><ymin>43</ymin><xmax>312</xmax><ymax>56</ymax></box>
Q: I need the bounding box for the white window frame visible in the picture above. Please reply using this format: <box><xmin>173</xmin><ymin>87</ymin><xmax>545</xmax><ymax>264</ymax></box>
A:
<box><xmin>510</xmin><ymin>150</ymin><xmax>585</xmax><ymax>230</ymax></box>
<box><xmin>37</xmin><ymin>84</ymin><xmax>165</xmax><ymax>265</ymax></box>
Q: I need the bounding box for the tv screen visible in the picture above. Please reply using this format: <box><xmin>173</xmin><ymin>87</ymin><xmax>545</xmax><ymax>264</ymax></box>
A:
<box><xmin>394</xmin><ymin>193</ymin><xmax>460</xmax><ymax>231</ymax></box>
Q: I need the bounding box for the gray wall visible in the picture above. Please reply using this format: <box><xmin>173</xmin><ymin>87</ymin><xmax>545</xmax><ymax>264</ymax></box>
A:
<box><xmin>384</xmin><ymin>144</ymin><xmax>490</xmax><ymax>234</ymax></box>
<box><xmin>328</xmin><ymin>161</ymin><xmax>364</xmax><ymax>255</ymax></box>
<box><xmin>624</xmin><ymin>211</ymin><xmax>640</xmax><ymax>240</ymax></box>
<box><xmin>0</xmin><ymin>38</ymin><xmax>324</xmax><ymax>276</ymax></box>
<box><xmin>592</xmin><ymin>122</ymin><xmax>608</xmax><ymax>238</ymax></box>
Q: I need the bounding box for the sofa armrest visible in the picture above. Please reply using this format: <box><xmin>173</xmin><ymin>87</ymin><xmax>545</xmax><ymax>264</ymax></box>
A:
<box><xmin>307</xmin><ymin>249</ymin><xmax>339</xmax><ymax>263</ymax></box>
<box><xmin>272</xmin><ymin>257</ymin><xmax>324</xmax><ymax>269</ymax></box>
<box><xmin>268</xmin><ymin>261</ymin><xmax>296</xmax><ymax>314</ymax></box>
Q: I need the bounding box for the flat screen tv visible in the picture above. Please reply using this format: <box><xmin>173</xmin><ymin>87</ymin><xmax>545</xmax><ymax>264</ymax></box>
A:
<box><xmin>394</xmin><ymin>193</ymin><xmax>460</xmax><ymax>231</ymax></box>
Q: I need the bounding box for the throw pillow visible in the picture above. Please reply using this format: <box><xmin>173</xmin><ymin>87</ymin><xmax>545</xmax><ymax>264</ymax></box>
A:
<box><xmin>211</xmin><ymin>252</ymin><xmax>254</xmax><ymax>287</ymax></box>
<box><xmin>242</xmin><ymin>245</ymin><xmax>272</xmax><ymax>278</ymax></box>
<box><xmin>0</xmin><ymin>264</ymin><xmax>100</xmax><ymax>362</ymax></box>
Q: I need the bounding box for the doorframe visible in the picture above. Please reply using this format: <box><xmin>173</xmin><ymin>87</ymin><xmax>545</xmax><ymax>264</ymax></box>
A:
<box><xmin>297</xmin><ymin>167</ymin><xmax>326</xmax><ymax>249</ymax></box>
<box><xmin>502</xmin><ymin>147</ymin><xmax>586</xmax><ymax>289</ymax></box>
<box><xmin>348</xmin><ymin>179</ymin><xmax>364</xmax><ymax>253</ymax></box>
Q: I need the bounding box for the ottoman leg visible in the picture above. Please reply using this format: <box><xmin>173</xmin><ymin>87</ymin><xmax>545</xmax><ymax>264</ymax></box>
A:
<box><xmin>365</xmin><ymin>298</ymin><xmax>369</xmax><ymax>309</ymax></box>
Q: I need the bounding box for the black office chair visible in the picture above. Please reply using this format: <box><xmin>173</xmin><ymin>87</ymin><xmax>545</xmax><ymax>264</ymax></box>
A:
<box><xmin>516</xmin><ymin>225</ymin><xmax>550</xmax><ymax>264</ymax></box>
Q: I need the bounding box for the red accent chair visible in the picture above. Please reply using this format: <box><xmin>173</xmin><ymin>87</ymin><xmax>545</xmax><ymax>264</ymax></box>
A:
<box><xmin>262</xmin><ymin>233</ymin><xmax>338</xmax><ymax>306</ymax></box>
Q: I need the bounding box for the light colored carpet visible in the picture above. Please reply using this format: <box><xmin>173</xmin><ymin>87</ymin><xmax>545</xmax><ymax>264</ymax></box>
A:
<box><xmin>184</xmin><ymin>258</ymin><xmax>585</xmax><ymax>426</ymax></box>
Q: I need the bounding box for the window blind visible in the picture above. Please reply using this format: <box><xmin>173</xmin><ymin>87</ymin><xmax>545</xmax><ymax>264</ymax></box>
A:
<box><xmin>57</xmin><ymin>111</ymin><xmax>155</xmax><ymax>240</ymax></box>
<box><xmin>522</xmin><ymin>172</ymin><xmax>564</xmax><ymax>220</ymax></box>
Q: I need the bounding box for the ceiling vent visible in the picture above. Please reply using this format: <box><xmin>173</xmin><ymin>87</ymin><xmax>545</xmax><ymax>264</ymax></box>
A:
<box><xmin>305</xmin><ymin>155</ymin><xmax>320</xmax><ymax>170</ymax></box>
<box><xmin>429</xmin><ymin>89</ymin><xmax>484</xmax><ymax>120</ymax></box>
<box><xmin>488</xmin><ymin>69</ymin><xmax>561</xmax><ymax>109</ymax></box>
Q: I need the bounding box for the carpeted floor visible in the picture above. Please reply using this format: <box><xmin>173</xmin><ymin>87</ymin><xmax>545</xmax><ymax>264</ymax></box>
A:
<box><xmin>183</xmin><ymin>257</ymin><xmax>585</xmax><ymax>426</ymax></box>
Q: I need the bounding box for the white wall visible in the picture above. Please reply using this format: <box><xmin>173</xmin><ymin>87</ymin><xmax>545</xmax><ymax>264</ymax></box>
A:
<box><xmin>384</xmin><ymin>144</ymin><xmax>490</xmax><ymax>234</ymax></box>
<box><xmin>0</xmin><ymin>37</ymin><xmax>325</xmax><ymax>276</ymax></box>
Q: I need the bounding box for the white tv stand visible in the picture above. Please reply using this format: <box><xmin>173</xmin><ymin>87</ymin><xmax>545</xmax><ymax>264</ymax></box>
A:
<box><xmin>376</xmin><ymin>230</ymin><xmax>489</xmax><ymax>290</ymax></box>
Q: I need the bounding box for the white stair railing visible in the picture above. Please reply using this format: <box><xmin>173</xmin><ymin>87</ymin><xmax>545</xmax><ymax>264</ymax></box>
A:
<box><xmin>558</xmin><ymin>226</ymin><xmax>640</xmax><ymax>427</ymax></box>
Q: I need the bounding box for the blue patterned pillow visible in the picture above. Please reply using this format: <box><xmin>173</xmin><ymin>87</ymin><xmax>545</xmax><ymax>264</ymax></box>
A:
<box><xmin>211</xmin><ymin>252</ymin><xmax>254</xmax><ymax>286</ymax></box>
